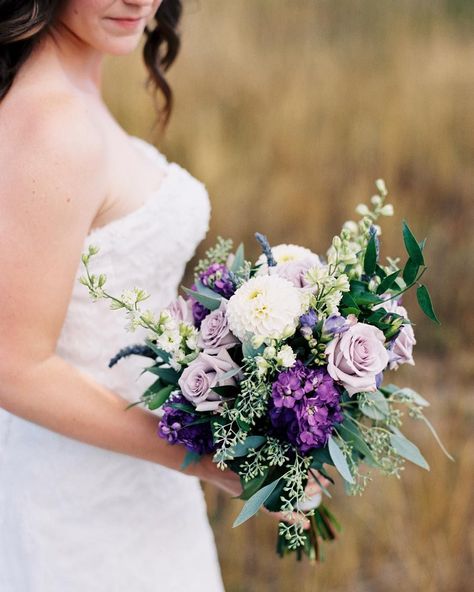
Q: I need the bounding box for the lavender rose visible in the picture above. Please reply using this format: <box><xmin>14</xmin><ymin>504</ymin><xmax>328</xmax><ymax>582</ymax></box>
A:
<box><xmin>326</xmin><ymin>322</ymin><xmax>389</xmax><ymax>396</ymax></box>
<box><xmin>275</xmin><ymin>258</ymin><xmax>319</xmax><ymax>289</ymax></box>
<box><xmin>389</xmin><ymin>324</ymin><xmax>416</xmax><ymax>370</ymax></box>
<box><xmin>178</xmin><ymin>349</ymin><xmax>240</xmax><ymax>411</ymax></box>
<box><xmin>197</xmin><ymin>301</ymin><xmax>239</xmax><ymax>354</ymax></box>
<box><xmin>166</xmin><ymin>296</ymin><xmax>194</xmax><ymax>324</ymax></box>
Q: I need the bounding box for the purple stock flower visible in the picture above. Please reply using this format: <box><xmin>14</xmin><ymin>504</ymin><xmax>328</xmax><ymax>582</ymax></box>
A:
<box><xmin>323</xmin><ymin>314</ymin><xmax>354</xmax><ymax>337</ymax></box>
<box><xmin>269</xmin><ymin>362</ymin><xmax>343</xmax><ymax>453</ymax></box>
<box><xmin>199</xmin><ymin>263</ymin><xmax>235</xmax><ymax>299</ymax></box>
<box><xmin>158</xmin><ymin>394</ymin><xmax>215</xmax><ymax>455</ymax></box>
<box><xmin>300</xmin><ymin>309</ymin><xmax>318</xmax><ymax>328</ymax></box>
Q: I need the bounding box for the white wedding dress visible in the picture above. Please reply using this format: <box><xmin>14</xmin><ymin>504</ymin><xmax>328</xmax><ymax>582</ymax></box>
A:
<box><xmin>0</xmin><ymin>137</ymin><xmax>225</xmax><ymax>592</ymax></box>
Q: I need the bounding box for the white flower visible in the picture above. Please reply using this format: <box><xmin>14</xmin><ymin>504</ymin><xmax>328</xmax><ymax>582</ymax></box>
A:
<box><xmin>226</xmin><ymin>275</ymin><xmax>304</xmax><ymax>345</ymax></box>
<box><xmin>255</xmin><ymin>356</ymin><xmax>270</xmax><ymax>377</ymax></box>
<box><xmin>257</xmin><ymin>244</ymin><xmax>321</xmax><ymax>275</ymax></box>
<box><xmin>276</xmin><ymin>345</ymin><xmax>296</xmax><ymax>368</ymax></box>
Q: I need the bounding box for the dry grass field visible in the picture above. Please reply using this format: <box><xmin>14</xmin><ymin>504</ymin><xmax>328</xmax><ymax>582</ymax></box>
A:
<box><xmin>103</xmin><ymin>1</ymin><xmax>473</xmax><ymax>590</ymax></box>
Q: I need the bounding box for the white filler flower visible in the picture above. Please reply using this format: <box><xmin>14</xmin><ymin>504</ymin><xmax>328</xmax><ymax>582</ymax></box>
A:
<box><xmin>226</xmin><ymin>275</ymin><xmax>304</xmax><ymax>345</ymax></box>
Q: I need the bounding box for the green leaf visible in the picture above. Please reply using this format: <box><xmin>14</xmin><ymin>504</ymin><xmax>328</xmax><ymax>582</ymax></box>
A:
<box><xmin>353</xmin><ymin>292</ymin><xmax>384</xmax><ymax>306</ymax></box>
<box><xmin>211</xmin><ymin>385</ymin><xmax>237</xmax><ymax>397</ymax></box>
<box><xmin>231</xmin><ymin>435</ymin><xmax>266</xmax><ymax>457</ymax></box>
<box><xmin>195</xmin><ymin>281</ymin><xmax>223</xmax><ymax>300</ymax></box>
<box><xmin>402</xmin><ymin>258</ymin><xmax>420</xmax><ymax>286</ymax></box>
<box><xmin>180</xmin><ymin>450</ymin><xmax>202</xmax><ymax>470</ymax></box>
<box><xmin>144</xmin><ymin>339</ymin><xmax>171</xmax><ymax>363</ymax></box>
<box><xmin>375</xmin><ymin>264</ymin><xmax>387</xmax><ymax>280</ymax></box>
<box><xmin>146</xmin><ymin>384</ymin><xmax>174</xmax><ymax>410</ymax></box>
<box><xmin>359</xmin><ymin>390</ymin><xmax>389</xmax><ymax>420</ymax></box>
<box><xmin>390</xmin><ymin>433</ymin><xmax>430</xmax><ymax>470</ymax></box>
<box><xmin>340</xmin><ymin>292</ymin><xmax>360</xmax><ymax>312</ymax></box>
<box><xmin>338</xmin><ymin>420</ymin><xmax>374</xmax><ymax>460</ymax></box>
<box><xmin>233</xmin><ymin>477</ymin><xmax>282</xmax><ymax>527</ymax></box>
<box><xmin>182</xmin><ymin>287</ymin><xmax>221</xmax><ymax>311</ymax></box>
<box><xmin>377</xmin><ymin>270</ymin><xmax>401</xmax><ymax>294</ymax></box>
<box><xmin>327</xmin><ymin>436</ymin><xmax>354</xmax><ymax>483</ymax></box>
<box><xmin>218</xmin><ymin>367</ymin><xmax>242</xmax><ymax>381</ymax></box>
<box><xmin>364</xmin><ymin>233</ymin><xmax>377</xmax><ymax>276</ymax></box>
<box><xmin>417</xmin><ymin>285</ymin><xmax>440</xmax><ymax>324</ymax></box>
<box><xmin>402</xmin><ymin>221</ymin><xmax>425</xmax><ymax>266</ymax></box>
<box><xmin>310</xmin><ymin>446</ymin><xmax>333</xmax><ymax>468</ymax></box>
<box><xmin>390</xmin><ymin>387</ymin><xmax>430</xmax><ymax>407</ymax></box>
<box><xmin>231</xmin><ymin>243</ymin><xmax>245</xmax><ymax>273</ymax></box>
<box><xmin>239</xmin><ymin>470</ymin><xmax>270</xmax><ymax>501</ymax></box>
<box><xmin>146</xmin><ymin>366</ymin><xmax>180</xmax><ymax>385</ymax></box>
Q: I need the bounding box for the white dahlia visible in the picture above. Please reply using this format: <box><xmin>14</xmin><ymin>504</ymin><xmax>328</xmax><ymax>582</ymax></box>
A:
<box><xmin>257</xmin><ymin>243</ymin><xmax>321</xmax><ymax>268</ymax></box>
<box><xmin>226</xmin><ymin>275</ymin><xmax>304</xmax><ymax>345</ymax></box>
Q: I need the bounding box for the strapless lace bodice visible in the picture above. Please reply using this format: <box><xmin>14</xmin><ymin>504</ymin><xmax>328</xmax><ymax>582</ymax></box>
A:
<box><xmin>0</xmin><ymin>138</ymin><xmax>225</xmax><ymax>592</ymax></box>
<box><xmin>56</xmin><ymin>136</ymin><xmax>211</xmax><ymax>401</ymax></box>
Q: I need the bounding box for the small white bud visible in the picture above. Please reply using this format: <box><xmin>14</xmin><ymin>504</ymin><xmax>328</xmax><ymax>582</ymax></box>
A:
<box><xmin>371</xmin><ymin>195</ymin><xmax>382</xmax><ymax>207</ymax></box>
<box><xmin>375</xmin><ymin>179</ymin><xmax>387</xmax><ymax>196</ymax></box>
<box><xmin>380</xmin><ymin>204</ymin><xmax>394</xmax><ymax>216</ymax></box>
<box><xmin>355</xmin><ymin>204</ymin><xmax>371</xmax><ymax>217</ymax></box>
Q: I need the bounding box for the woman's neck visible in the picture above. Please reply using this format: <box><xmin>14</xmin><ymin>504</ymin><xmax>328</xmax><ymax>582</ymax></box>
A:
<box><xmin>30</xmin><ymin>24</ymin><xmax>105</xmax><ymax>98</ymax></box>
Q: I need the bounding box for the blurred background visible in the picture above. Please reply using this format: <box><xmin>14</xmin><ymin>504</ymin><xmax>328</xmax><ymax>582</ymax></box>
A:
<box><xmin>103</xmin><ymin>1</ymin><xmax>473</xmax><ymax>590</ymax></box>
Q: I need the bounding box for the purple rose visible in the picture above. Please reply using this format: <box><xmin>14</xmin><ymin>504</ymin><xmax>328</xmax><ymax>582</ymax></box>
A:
<box><xmin>166</xmin><ymin>296</ymin><xmax>194</xmax><ymax>324</ymax></box>
<box><xmin>388</xmin><ymin>324</ymin><xmax>416</xmax><ymax>370</ymax></box>
<box><xmin>275</xmin><ymin>258</ymin><xmax>317</xmax><ymax>289</ymax></box>
<box><xmin>326</xmin><ymin>322</ymin><xmax>389</xmax><ymax>396</ymax></box>
<box><xmin>197</xmin><ymin>301</ymin><xmax>239</xmax><ymax>354</ymax></box>
<box><xmin>178</xmin><ymin>349</ymin><xmax>240</xmax><ymax>411</ymax></box>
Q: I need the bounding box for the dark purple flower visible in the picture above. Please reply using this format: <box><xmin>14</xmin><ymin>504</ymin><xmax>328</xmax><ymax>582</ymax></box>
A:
<box><xmin>269</xmin><ymin>363</ymin><xmax>343</xmax><ymax>453</ymax></box>
<box><xmin>158</xmin><ymin>394</ymin><xmax>215</xmax><ymax>455</ymax></box>
<box><xmin>199</xmin><ymin>264</ymin><xmax>235</xmax><ymax>299</ymax></box>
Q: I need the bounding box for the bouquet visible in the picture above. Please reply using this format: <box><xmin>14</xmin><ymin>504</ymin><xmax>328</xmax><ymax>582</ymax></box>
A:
<box><xmin>80</xmin><ymin>180</ymin><xmax>451</xmax><ymax>561</ymax></box>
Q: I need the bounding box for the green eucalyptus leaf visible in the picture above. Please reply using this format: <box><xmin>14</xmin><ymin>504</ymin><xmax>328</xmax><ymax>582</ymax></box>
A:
<box><xmin>231</xmin><ymin>243</ymin><xmax>245</xmax><ymax>273</ymax></box>
<box><xmin>364</xmin><ymin>233</ymin><xmax>377</xmax><ymax>276</ymax></box>
<box><xmin>338</xmin><ymin>420</ymin><xmax>374</xmax><ymax>460</ymax></box>
<box><xmin>310</xmin><ymin>446</ymin><xmax>333</xmax><ymax>468</ymax></box>
<box><xmin>417</xmin><ymin>285</ymin><xmax>440</xmax><ymax>324</ymax></box>
<box><xmin>390</xmin><ymin>433</ymin><xmax>430</xmax><ymax>470</ymax></box>
<box><xmin>239</xmin><ymin>470</ymin><xmax>270</xmax><ymax>500</ymax></box>
<box><xmin>232</xmin><ymin>435</ymin><xmax>266</xmax><ymax>457</ymax></box>
<box><xmin>402</xmin><ymin>221</ymin><xmax>425</xmax><ymax>266</ymax></box>
<box><xmin>182</xmin><ymin>287</ymin><xmax>221</xmax><ymax>311</ymax></box>
<box><xmin>359</xmin><ymin>390</ymin><xmax>389</xmax><ymax>420</ymax></box>
<box><xmin>328</xmin><ymin>436</ymin><xmax>354</xmax><ymax>484</ymax></box>
<box><xmin>195</xmin><ymin>281</ymin><xmax>223</xmax><ymax>300</ymax></box>
<box><xmin>233</xmin><ymin>477</ymin><xmax>282</xmax><ymax>527</ymax></box>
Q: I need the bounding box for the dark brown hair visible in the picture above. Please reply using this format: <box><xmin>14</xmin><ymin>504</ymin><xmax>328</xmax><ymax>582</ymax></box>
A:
<box><xmin>0</xmin><ymin>0</ymin><xmax>183</xmax><ymax>127</ymax></box>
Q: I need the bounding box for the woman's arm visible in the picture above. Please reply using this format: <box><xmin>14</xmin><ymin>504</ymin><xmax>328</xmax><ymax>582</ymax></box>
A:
<box><xmin>0</xmin><ymin>99</ymin><xmax>240</xmax><ymax>495</ymax></box>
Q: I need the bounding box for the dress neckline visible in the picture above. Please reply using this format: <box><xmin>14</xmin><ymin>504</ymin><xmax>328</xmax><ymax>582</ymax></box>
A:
<box><xmin>86</xmin><ymin>136</ymin><xmax>171</xmax><ymax>240</ymax></box>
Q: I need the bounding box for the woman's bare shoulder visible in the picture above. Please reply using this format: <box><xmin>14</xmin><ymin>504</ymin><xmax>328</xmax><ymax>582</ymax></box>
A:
<box><xmin>0</xmin><ymin>88</ymin><xmax>109</xmax><ymax>224</ymax></box>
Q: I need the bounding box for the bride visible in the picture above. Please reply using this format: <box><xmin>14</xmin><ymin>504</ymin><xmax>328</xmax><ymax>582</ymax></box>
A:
<box><xmin>0</xmin><ymin>1</ymin><xmax>324</xmax><ymax>590</ymax></box>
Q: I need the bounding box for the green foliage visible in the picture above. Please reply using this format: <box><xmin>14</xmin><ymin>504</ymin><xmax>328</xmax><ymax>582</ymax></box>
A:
<box><xmin>417</xmin><ymin>285</ymin><xmax>440</xmax><ymax>324</ymax></box>
<box><xmin>233</xmin><ymin>478</ymin><xmax>282</xmax><ymax>527</ymax></box>
<box><xmin>328</xmin><ymin>436</ymin><xmax>355</xmax><ymax>483</ymax></box>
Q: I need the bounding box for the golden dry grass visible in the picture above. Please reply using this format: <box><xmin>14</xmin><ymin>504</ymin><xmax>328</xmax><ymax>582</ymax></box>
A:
<box><xmin>103</xmin><ymin>1</ymin><xmax>474</xmax><ymax>590</ymax></box>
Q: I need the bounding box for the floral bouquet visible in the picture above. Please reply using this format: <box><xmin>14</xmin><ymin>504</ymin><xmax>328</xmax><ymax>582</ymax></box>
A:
<box><xmin>80</xmin><ymin>180</ymin><xmax>451</xmax><ymax>561</ymax></box>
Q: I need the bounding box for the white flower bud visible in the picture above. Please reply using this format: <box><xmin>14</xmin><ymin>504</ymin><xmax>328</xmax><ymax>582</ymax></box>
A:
<box><xmin>371</xmin><ymin>195</ymin><xmax>382</xmax><ymax>207</ymax></box>
<box><xmin>375</xmin><ymin>178</ymin><xmax>387</xmax><ymax>196</ymax></box>
<box><xmin>263</xmin><ymin>346</ymin><xmax>277</xmax><ymax>360</ymax></box>
<box><xmin>380</xmin><ymin>204</ymin><xmax>394</xmax><ymax>216</ymax></box>
<box><xmin>332</xmin><ymin>236</ymin><xmax>342</xmax><ymax>249</ymax></box>
<box><xmin>255</xmin><ymin>356</ymin><xmax>269</xmax><ymax>377</ymax></box>
<box><xmin>276</xmin><ymin>345</ymin><xmax>296</xmax><ymax>368</ymax></box>
<box><xmin>355</xmin><ymin>204</ymin><xmax>371</xmax><ymax>217</ymax></box>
